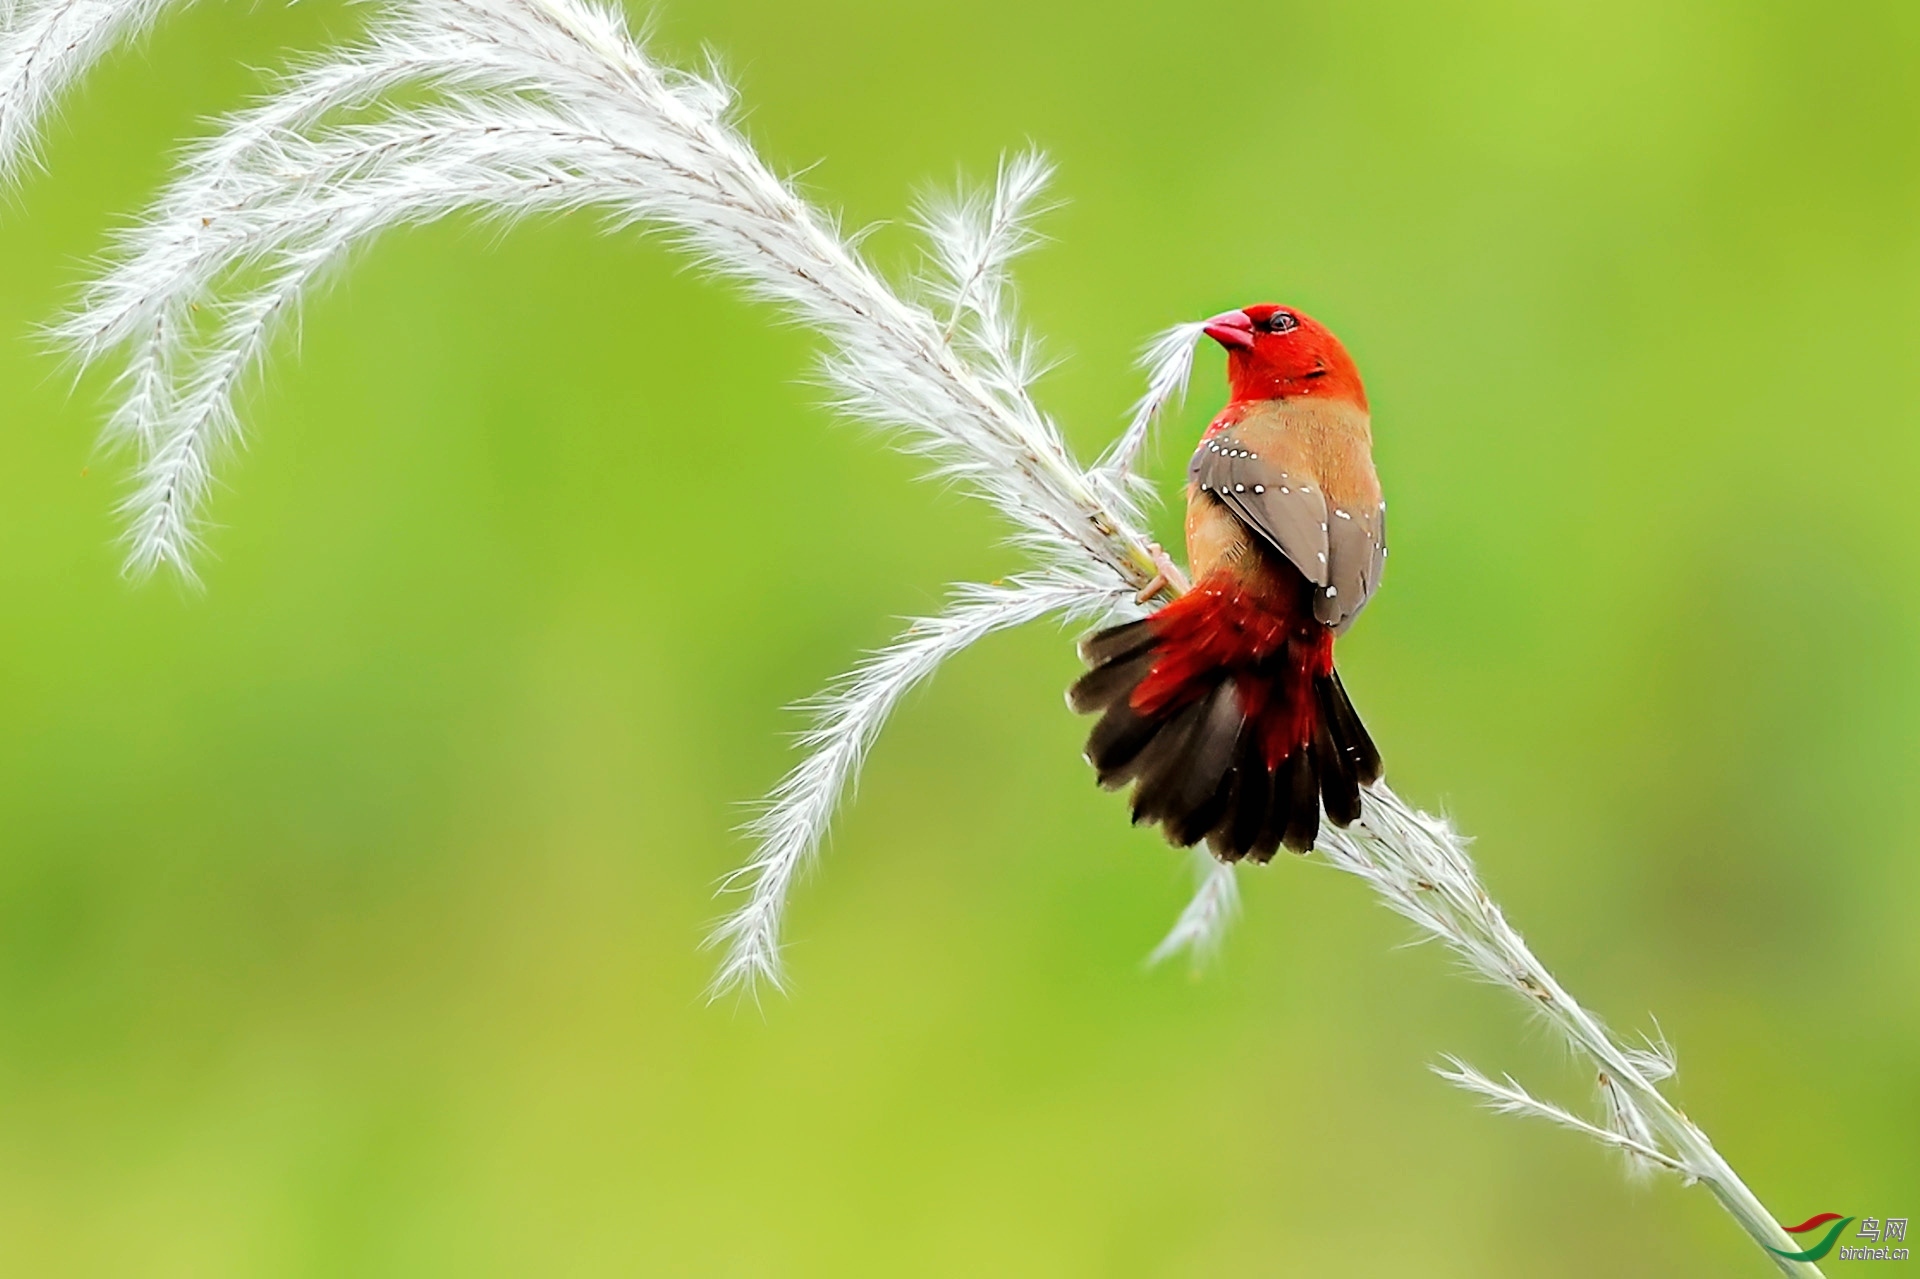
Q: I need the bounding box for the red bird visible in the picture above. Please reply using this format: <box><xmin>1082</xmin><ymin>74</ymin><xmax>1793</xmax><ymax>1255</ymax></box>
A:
<box><xmin>1070</xmin><ymin>304</ymin><xmax>1384</xmax><ymax>860</ymax></box>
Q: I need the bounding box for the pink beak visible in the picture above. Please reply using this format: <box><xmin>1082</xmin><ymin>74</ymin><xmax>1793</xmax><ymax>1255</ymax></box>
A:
<box><xmin>1202</xmin><ymin>309</ymin><xmax>1256</xmax><ymax>351</ymax></box>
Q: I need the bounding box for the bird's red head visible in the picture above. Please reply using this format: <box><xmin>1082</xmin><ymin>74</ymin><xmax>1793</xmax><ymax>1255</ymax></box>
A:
<box><xmin>1202</xmin><ymin>303</ymin><xmax>1367</xmax><ymax>409</ymax></box>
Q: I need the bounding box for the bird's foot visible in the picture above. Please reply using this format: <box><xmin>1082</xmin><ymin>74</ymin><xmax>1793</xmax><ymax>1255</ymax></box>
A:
<box><xmin>1134</xmin><ymin>543</ymin><xmax>1190</xmax><ymax>603</ymax></box>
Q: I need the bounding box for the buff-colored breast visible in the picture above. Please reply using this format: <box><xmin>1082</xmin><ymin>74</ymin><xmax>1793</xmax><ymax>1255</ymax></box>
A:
<box><xmin>1183</xmin><ymin>396</ymin><xmax>1384</xmax><ymax>629</ymax></box>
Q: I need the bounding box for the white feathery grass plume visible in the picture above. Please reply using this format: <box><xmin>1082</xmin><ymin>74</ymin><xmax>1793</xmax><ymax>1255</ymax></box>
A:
<box><xmin>918</xmin><ymin>148</ymin><xmax>1052</xmax><ymax>352</ymax></box>
<box><xmin>1434</xmin><ymin>1057</ymin><xmax>1687</xmax><ymax>1175</ymax></box>
<box><xmin>709</xmin><ymin>572</ymin><xmax>1130</xmax><ymax>998</ymax></box>
<box><xmin>1601</xmin><ymin>1025</ymin><xmax>1676</xmax><ymax>1179</ymax></box>
<box><xmin>1097</xmin><ymin>319</ymin><xmax>1207</xmax><ymax>492</ymax></box>
<box><xmin>1146</xmin><ymin>846</ymin><xmax>1240</xmax><ymax>971</ymax></box>
<box><xmin>57</xmin><ymin>0</ymin><xmax>1180</xmax><ymax>589</ymax></box>
<box><xmin>37</xmin><ymin>4</ymin><xmax>1822</xmax><ymax>1271</ymax></box>
<box><xmin>1597</xmin><ymin>1067</ymin><xmax>1664</xmax><ymax>1181</ymax></box>
<box><xmin>0</xmin><ymin>0</ymin><xmax>183</xmax><ymax>184</ymax></box>
<box><xmin>1623</xmin><ymin>1023</ymin><xmax>1678</xmax><ymax>1083</ymax></box>
<box><xmin>1321</xmin><ymin>788</ymin><xmax>1822</xmax><ymax>1275</ymax></box>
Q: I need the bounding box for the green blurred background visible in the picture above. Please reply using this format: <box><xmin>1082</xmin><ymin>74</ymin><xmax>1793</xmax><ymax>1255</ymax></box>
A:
<box><xmin>2</xmin><ymin>0</ymin><xmax>1917</xmax><ymax>1273</ymax></box>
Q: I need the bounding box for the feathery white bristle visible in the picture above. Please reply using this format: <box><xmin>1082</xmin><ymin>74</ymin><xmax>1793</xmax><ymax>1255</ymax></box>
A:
<box><xmin>0</xmin><ymin>0</ymin><xmax>183</xmax><ymax>185</ymax></box>
<box><xmin>1623</xmin><ymin>1025</ymin><xmax>1678</xmax><ymax>1083</ymax></box>
<box><xmin>1434</xmin><ymin>1058</ymin><xmax>1690</xmax><ymax>1175</ymax></box>
<box><xmin>708</xmin><ymin>573</ymin><xmax>1129</xmax><ymax>999</ymax></box>
<box><xmin>1097</xmin><ymin>320</ymin><xmax>1207</xmax><ymax>488</ymax></box>
<box><xmin>919</xmin><ymin>148</ymin><xmax>1052</xmax><ymax>353</ymax></box>
<box><xmin>1147</xmin><ymin>847</ymin><xmax>1239</xmax><ymax>971</ymax></box>
<box><xmin>1597</xmin><ymin>1068</ymin><xmax>1664</xmax><ymax>1180</ymax></box>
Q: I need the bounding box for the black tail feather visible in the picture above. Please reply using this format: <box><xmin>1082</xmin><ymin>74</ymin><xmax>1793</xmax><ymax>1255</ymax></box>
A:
<box><xmin>1077</xmin><ymin>618</ymin><xmax>1157</xmax><ymax>667</ymax></box>
<box><xmin>1122</xmin><ymin>695</ymin><xmax>1209</xmax><ymax>815</ymax></box>
<box><xmin>1318</xmin><ymin>670</ymin><xmax>1382</xmax><ymax>786</ymax></box>
<box><xmin>1212</xmin><ymin>731</ymin><xmax>1273</xmax><ymax>862</ymax></box>
<box><xmin>1071</xmin><ymin>623</ymin><xmax>1382</xmax><ymax>863</ymax></box>
<box><xmin>1066</xmin><ymin>647</ymin><xmax>1158</xmax><ymax>714</ymax></box>
<box><xmin>1312</xmin><ymin>686</ymin><xmax>1362</xmax><ymax>828</ymax></box>
<box><xmin>1277</xmin><ymin>747</ymin><xmax>1322</xmax><ymax>854</ymax></box>
<box><xmin>1152</xmin><ymin>685</ymin><xmax>1243</xmax><ymax>845</ymax></box>
<box><xmin>1086</xmin><ymin>701</ymin><xmax>1157</xmax><ymax>786</ymax></box>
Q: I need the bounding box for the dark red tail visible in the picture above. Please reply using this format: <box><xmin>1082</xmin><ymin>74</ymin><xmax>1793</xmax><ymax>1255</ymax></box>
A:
<box><xmin>1067</xmin><ymin>583</ymin><xmax>1380</xmax><ymax>861</ymax></box>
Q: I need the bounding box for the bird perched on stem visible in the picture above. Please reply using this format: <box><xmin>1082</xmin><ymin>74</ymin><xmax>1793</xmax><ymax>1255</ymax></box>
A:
<box><xmin>1070</xmin><ymin>304</ymin><xmax>1384</xmax><ymax>860</ymax></box>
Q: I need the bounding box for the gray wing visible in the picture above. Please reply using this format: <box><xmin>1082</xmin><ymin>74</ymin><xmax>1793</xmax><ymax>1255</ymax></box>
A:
<box><xmin>1189</xmin><ymin>431</ymin><xmax>1329</xmax><ymax>588</ymax></box>
<box><xmin>1191</xmin><ymin>430</ymin><xmax>1386</xmax><ymax>634</ymax></box>
<box><xmin>1315</xmin><ymin>498</ymin><xmax>1385</xmax><ymax>634</ymax></box>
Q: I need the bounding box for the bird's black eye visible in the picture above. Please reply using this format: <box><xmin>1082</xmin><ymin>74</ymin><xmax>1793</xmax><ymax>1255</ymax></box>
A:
<box><xmin>1264</xmin><ymin>311</ymin><xmax>1298</xmax><ymax>334</ymax></box>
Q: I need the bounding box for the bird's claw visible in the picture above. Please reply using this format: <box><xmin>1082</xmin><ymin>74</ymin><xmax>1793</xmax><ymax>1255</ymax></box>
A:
<box><xmin>1135</xmin><ymin>543</ymin><xmax>1190</xmax><ymax>603</ymax></box>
